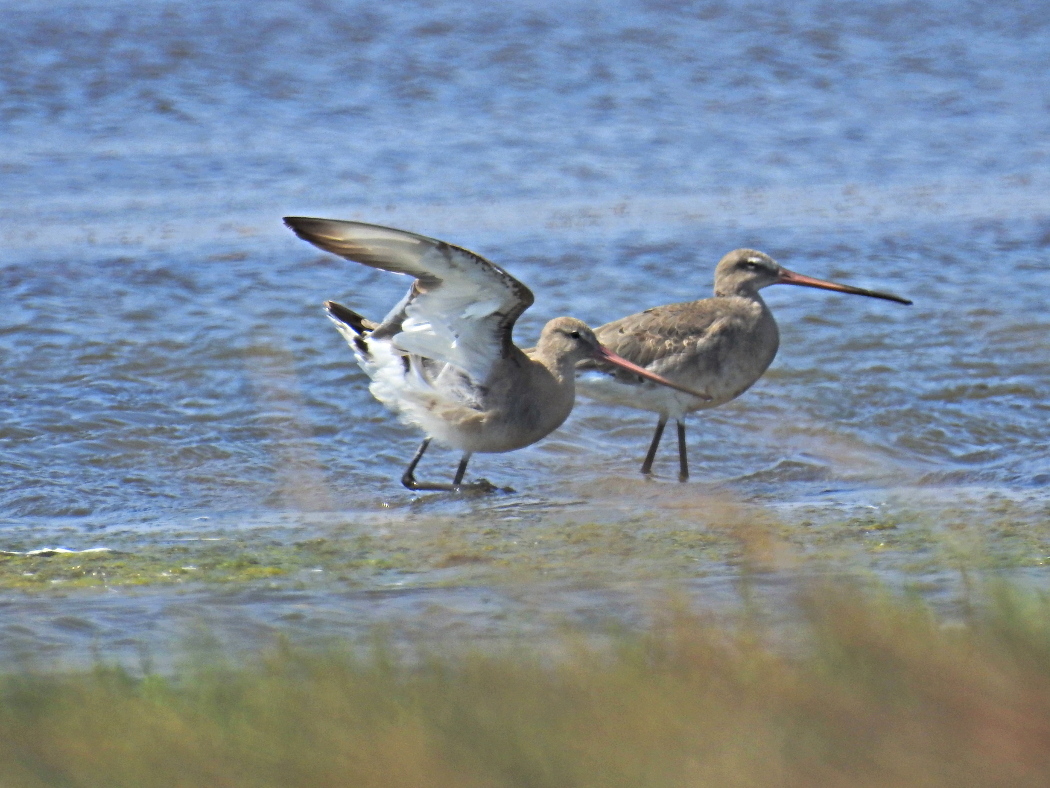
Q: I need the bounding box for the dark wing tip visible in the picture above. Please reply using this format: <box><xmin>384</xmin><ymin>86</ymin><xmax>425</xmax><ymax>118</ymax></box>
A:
<box><xmin>283</xmin><ymin>216</ymin><xmax>324</xmax><ymax>239</ymax></box>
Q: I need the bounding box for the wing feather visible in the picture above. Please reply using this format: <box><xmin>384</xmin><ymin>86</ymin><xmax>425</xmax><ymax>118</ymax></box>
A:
<box><xmin>580</xmin><ymin>301</ymin><xmax>737</xmax><ymax>378</ymax></box>
<box><xmin>285</xmin><ymin>217</ymin><xmax>534</xmax><ymax>381</ymax></box>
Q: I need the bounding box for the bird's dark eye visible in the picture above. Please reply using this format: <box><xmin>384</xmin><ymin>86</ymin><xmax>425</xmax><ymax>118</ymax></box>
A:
<box><xmin>745</xmin><ymin>261</ymin><xmax>761</xmax><ymax>270</ymax></box>
<box><xmin>569</xmin><ymin>330</ymin><xmax>581</xmax><ymax>339</ymax></box>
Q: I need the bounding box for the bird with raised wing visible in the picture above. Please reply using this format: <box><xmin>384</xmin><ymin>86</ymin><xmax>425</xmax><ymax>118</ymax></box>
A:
<box><xmin>577</xmin><ymin>249</ymin><xmax>912</xmax><ymax>481</ymax></box>
<box><xmin>284</xmin><ymin>217</ymin><xmax>710</xmax><ymax>492</ymax></box>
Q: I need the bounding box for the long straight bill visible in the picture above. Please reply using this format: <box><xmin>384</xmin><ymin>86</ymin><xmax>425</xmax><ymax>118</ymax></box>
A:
<box><xmin>778</xmin><ymin>269</ymin><xmax>912</xmax><ymax>305</ymax></box>
<box><xmin>593</xmin><ymin>346</ymin><xmax>712</xmax><ymax>401</ymax></box>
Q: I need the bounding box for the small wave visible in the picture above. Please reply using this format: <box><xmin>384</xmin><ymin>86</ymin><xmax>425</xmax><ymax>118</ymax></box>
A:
<box><xmin>737</xmin><ymin>459</ymin><xmax>832</xmax><ymax>484</ymax></box>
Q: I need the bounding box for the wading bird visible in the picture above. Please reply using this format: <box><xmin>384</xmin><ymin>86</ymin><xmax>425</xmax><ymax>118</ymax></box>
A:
<box><xmin>577</xmin><ymin>249</ymin><xmax>911</xmax><ymax>481</ymax></box>
<box><xmin>284</xmin><ymin>217</ymin><xmax>710</xmax><ymax>492</ymax></box>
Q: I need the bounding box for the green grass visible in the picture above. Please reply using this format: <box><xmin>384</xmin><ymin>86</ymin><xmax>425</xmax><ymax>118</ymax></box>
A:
<box><xmin>2</xmin><ymin>581</ymin><xmax>1050</xmax><ymax>787</ymax></box>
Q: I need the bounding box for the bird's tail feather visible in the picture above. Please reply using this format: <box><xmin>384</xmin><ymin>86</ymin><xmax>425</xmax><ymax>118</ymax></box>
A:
<box><xmin>324</xmin><ymin>300</ymin><xmax>377</xmax><ymax>355</ymax></box>
<box><xmin>324</xmin><ymin>300</ymin><xmax>373</xmax><ymax>333</ymax></box>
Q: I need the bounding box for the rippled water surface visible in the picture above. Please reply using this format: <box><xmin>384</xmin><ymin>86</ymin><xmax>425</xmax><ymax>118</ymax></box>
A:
<box><xmin>2</xmin><ymin>0</ymin><xmax>1049</xmax><ymax>662</ymax></box>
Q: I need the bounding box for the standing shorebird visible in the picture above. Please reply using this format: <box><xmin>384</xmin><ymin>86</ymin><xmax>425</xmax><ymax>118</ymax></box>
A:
<box><xmin>577</xmin><ymin>249</ymin><xmax>912</xmax><ymax>481</ymax></box>
<box><xmin>284</xmin><ymin>217</ymin><xmax>710</xmax><ymax>492</ymax></box>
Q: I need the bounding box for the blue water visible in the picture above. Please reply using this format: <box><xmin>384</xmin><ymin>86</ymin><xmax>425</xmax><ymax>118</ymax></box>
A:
<box><xmin>1</xmin><ymin>0</ymin><xmax>1049</xmax><ymax>661</ymax></box>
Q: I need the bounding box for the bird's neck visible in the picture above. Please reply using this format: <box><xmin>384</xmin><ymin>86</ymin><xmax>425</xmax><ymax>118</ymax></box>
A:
<box><xmin>521</xmin><ymin>345</ymin><xmax>576</xmax><ymax>395</ymax></box>
<box><xmin>536</xmin><ymin>352</ymin><xmax>576</xmax><ymax>387</ymax></box>
<box><xmin>714</xmin><ymin>283</ymin><xmax>766</xmax><ymax>304</ymax></box>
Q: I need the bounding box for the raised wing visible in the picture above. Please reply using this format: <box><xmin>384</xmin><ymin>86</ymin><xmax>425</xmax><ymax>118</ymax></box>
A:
<box><xmin>285</xmin><ymin>217</ymin><xmax>535</xmax><ymax>381</ymax></box>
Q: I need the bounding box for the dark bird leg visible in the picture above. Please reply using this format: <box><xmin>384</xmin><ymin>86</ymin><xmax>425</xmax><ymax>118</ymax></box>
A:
<box><xmin>452</xmin><ymin>454</ymin><xmax>472</xmax><ymax>486</ymax></box>
<box><xmin>402</xmin><ymin>440</ymin><xmax>498</xmax><ymax>493</ymax></box>
<box><xmin>676</xmin><ymin>419</ymin><xmax>689</xmax><ymax>482</ymax></box>
<box><xmin>640</xmin><ymin>415</ymin><xmax>668</xmax><ymax>476</ymax></box>
<box><xmin>452</xmin><ymin>452</ymin><xmax>502</xmax><ymax>493</ymax></box>
<box><xmin>401</xmin><ymin>439</ymin><xmax>456</xmax><ymax>491</ymax></box>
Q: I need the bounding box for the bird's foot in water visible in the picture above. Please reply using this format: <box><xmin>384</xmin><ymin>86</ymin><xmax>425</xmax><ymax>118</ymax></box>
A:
<box><xmin>403</xmin><ymin>476</ymin><xmax>513</xmax><ymax>495</ymax></box>
<box><xmin>453</xmin><ymin>478</ymin><xmax>514</xmax><ymax>494</ymax></box>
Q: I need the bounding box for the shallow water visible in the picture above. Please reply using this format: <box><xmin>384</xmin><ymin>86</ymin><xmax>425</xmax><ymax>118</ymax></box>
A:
<box><xmin>2</xmin><ymin>0</ymin><xmax>1049</xmax><ymax>663</ymax></box>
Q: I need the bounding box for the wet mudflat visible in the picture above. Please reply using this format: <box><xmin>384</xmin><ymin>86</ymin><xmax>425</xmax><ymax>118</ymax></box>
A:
<box><xmin>2</xmin><ymin>480</ymin><xmax>1048</xmax><ymax>667</ymax></box>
